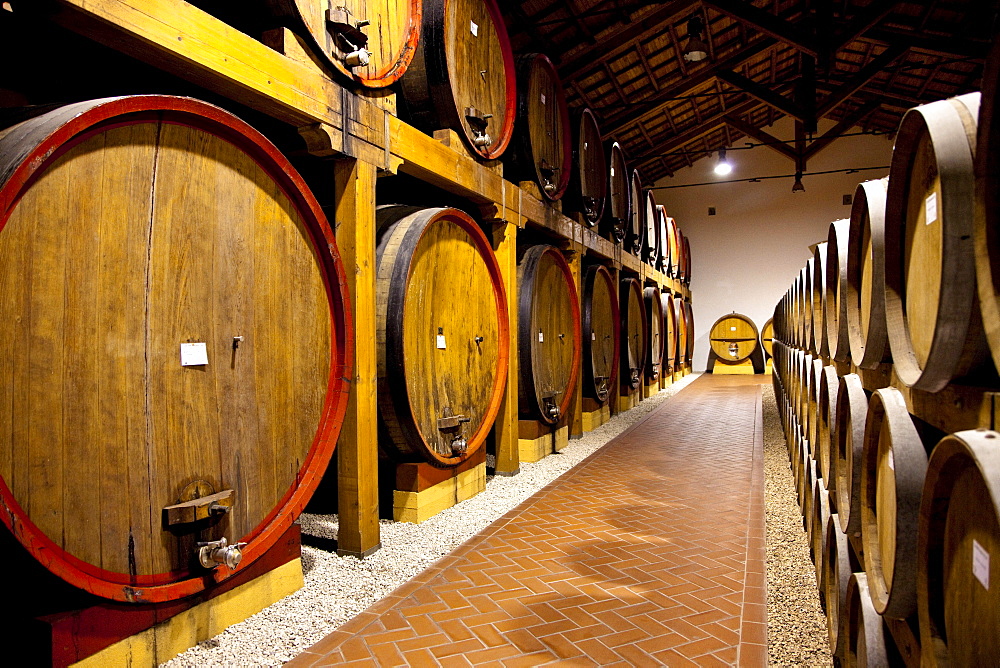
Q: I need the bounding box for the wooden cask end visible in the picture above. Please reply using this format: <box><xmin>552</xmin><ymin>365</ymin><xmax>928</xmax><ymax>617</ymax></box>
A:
<box><xmin>507</xmin><ymin>53</ymin><xmax>572</xmax><ymax>201</ymax></box>
<box><xmin>884</xmin><ymin>92</ymin><xmax>993</xmax><ymax>391</ymax></box>
<box><xmin>567</xmin><ymin>108</ymin><xmax>606</xmax><ymax>225</ymax></box>
<box><xmin>517</xmin><ymin>245</ymin><xmax>581</xmax><ymax>424</ymax></box>
<box><xmin>265</xmin><ymin>0</ymin><xmax>419</xmax><ymax>87</ymax></box>
<box><xmin>683</xmin><ymin>300</ymin><xmax>695</xmax><ymax>365</ymax></box>
<box><xmin>601</xmin><ymin>141</ymin><xmax>630</xmax><ymax>242</ymax></box>
<box><xmin>825</xmin><ymin>218</ymin><xmax>851</xmax><ymax>362</ymax></box>
<box><xmin>860</xmin><ymin>386</ymin><xmax>928</xmax><ymax>618</ymax></box>
<box><xmin>582</xmin><ymin>265</ymin><xmax>620</xmax><ymax>404</ymax></box>
<box><xmin>823</xmin><ymin>514</ymin><xmax>860</xmax><ymax>662</ymax></box>
<box><xmin>0</xmin><ymin>96</ymin><xmax>354</xmax><ymax>603</ymax></box>
<box><xmin>644</xmin><ymin>287</ymin><xmax>665</xmax><ymax>380</ymax></box>
<box><xmin>835</xmin><ymin>373</ymin><xmax>868</xmax><ymax>539</ymax></box>
<box><xmin>661</xmin><ymin>292</ymin><xmax>678</xmax><ymax>374</ymax></box>
<box><xmin>816</xmin><ymin>365</ymin><xmax>840</xmax><ymax>500</ymax></box>
<box><xmin>619</xmin><ymin>277</ymin><xmax>647</xmax><ymax>390</ymax></box>
<box><xmin>811</xmin><ymin>481</ymin><xmax>831</xmax><ymax>578</ymax></box>
<box><xmin>681</xmin><ymin>233</ymin><xmax>692</xmax><ymax>285</ymax></box>
<box><xmin>917</xmin><ymin>429</ymin><xmax>1000</xmax><ymax>667</ymax></box>
<box><xmin>626</xmin><ymin>169</ymin><xmax>645</xmax><ymax>255</ymax></box>
<box><xmin>401</xmin><ymin>0</ymin><xmax>515</xmax><ymax>160</ymax></box>
<box><xmin>761</xmin><ymin>318</ymin><xmax>774</xmax><ymax>359</ymax></box>
<box><xmin>709</xmin><ymin>313</ymin><xmax>758</xmax><ymax>364</ymax></box>
<box><xmin>655</xmin><ymin>205</ymin><xmax>670</xmax><ymax>273</ymax></box>
<box><xmin>846</xmin><ymin>178</ymin><xmax>891</xmax><ymax>368</ymax></box>
<box><xmin>377</xmin><ymin>206</ymin><xmax>508</xmax><ymax>466</ymax></box>
<box><xmin>642</xmin><ymin>190</ymin><xmax>659</xmax><ymax>266</ymax></box>
<box><xmin>802</xmin><ymin>258</ymin><xmax>815</xmax><ymax>354</ymax></box>
<box><xmin>811</xmin><ymin>242</ymin><xmax>829</xmax><ymax>356</ymax></box>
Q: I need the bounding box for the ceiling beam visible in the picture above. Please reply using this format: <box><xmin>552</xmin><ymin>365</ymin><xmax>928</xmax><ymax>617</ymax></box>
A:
<box><xmin>804</xmin><ymin>100</ymin><xmax>881</xmax><ymax>159</ymax></box>
<box><xmin>717</xmin><ymin>68</ymin><xmax>807</xmax><ymax>121</ymax></box>
<box><xmin>829</xmin><ymin>0</ymin><xmax>899</xmax><ymax>52</ymax></box>
<box><xmin>816</xmin><ymin>44</ymin><xmax>907</xmax><ymax>117</ymax></box>
<box><xmin>702</xmin><ymin>0</ymin><xmax>817</xmax><ymax>56</ymax></box>
<box><xmin>723</xmin><ymin>114</ymin><xmax>798</xmax><ymax>160</ymax></box>
<box><xmin>858</xmin><ymin>29</ymin><xmax>990</xmax><ymax>60</ymax></box>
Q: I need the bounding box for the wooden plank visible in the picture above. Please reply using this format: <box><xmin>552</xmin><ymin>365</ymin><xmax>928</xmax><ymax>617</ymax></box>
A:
<box><xmin>333</xmin><ymin>158</ymin><xmax>380</xmax><ymax>557</ymax></box>
<box><xmin>565</xmin><ymin>250</ymin><xmax>584</xmax><ymax>439</ymax></box>
<box><xmin>489</xmin><ymin>221</ymin><xmax>519</xmax><ymax>476</ymax></box>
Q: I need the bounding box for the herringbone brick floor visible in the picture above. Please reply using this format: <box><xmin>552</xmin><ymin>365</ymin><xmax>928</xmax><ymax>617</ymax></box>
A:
<box><xmin>289</xmin><ymin>374</ymin><xmax>766</xmax><ymax>666</ymax></box>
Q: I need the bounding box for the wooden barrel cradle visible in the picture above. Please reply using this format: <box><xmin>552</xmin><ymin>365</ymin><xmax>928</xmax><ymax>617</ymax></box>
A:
<box><xmin>619</xmin><ymin>277</ymin><xmax>647</xmax><ymax>390</ymax></box>
<box><xmin>826</xmin><ymin>218</ymin><xmax>851</xmax><ymax>363</ymax></box>
<box><xmin>976</xmin><ymin>37</ymin><xmax>1000</xmax><ymax>374</ymax></box>
<box><xmin>846</xmin><ymin>178</ymin><xmax>891</xmax><ymax>369</ymax></box>
<box><xmin>884</xmin><ymin>92</ymin><xmax>993</xmax><ymax>391</ymax></box>
<box><xmin>846</xmin><ymin>572</ymin><xmax>902</xmax><ymax>667</ymax></box>
<box><xmin>644</xmin><ymin>287</ymin><xmax>665</xmax><ymax>380</ymax></box>
<box><xmin>507</xmin><ymin>53</ymin><xmax>572</xmax><ymax>201</ymax></box>
<box><xmin>642</xmin><ymin>189</ymin><xmax>659</xmax><ymax>266</ymax></box>
<box><xmin>567</xmin><ymin>108</ymin><xmax>606</xmax><ymax>226</ymax></box>
<box><xmin>811</xmin><ymin>242</ymin><xmax>829</xmax><ymax>356</ymax></box>
<box><xmin>917</xmin><ymin>429</ymin><xmax>1000</xmax><ymax>666</ymax></box>
<box><xmin>861</xmin><ymin>386</ymin><xmax>929</xmax><ymax>618</ymax></box>
<box><xmin>517</xmin><ymin>245</ymin><xmax>581</xmax><ymax>425</ymax></box>
<box><xmin>0</xmin><ymin>96</ymin><xmax>354</xmax><ymax>603</ymax></box>
<box><xmin>581</xmin><ymin>265</ymin><xmax>620</xmax><ymax>404</ymax></box>
<box><xmin>661</xmin><ymin>292</ymin><xmax>677</xmax><ymax>375</ymax></box>
<box><xmin>377</xmin><ymin>206</ymin><xmax>508</xmax><ymax>466</ymax></box>
<box><xmin>601</xmin><ymin>141</ymin><xmax>630</xmax><ymax>242</ymax></box>
<box><xmin>264</xmin><ymin>0</ymin><xmax>419</xmax><ymax>87</ymax></box>
<box><xmin>626</xmin><ymin>169</ymin><xmax>645</xmax><ymax>255</ymax></box>
<box><xmin>762</xmin><ymin>317</ymin><xmax>774</xmax><ymax>359</ymax></box>
<box><xmin>400</xmin><ymin>0</ymin><xmax>516</xmax><ymax>160</ymax></box>
<box><xmin>835</xmin><ymin>373</ymin><xmax>869</xmax><ymax>539</ymax></box>
<box><xmin>709</xmin><ymin>312</ymin><xmax>758</xmax><ymax>365</ymax></box>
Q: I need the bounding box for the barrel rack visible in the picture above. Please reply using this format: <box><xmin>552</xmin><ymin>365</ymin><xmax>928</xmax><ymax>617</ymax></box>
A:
<box><xmin>30</xmin><ymin>0</ymin><xmax>691</xmax><ymax>559</ymax></box>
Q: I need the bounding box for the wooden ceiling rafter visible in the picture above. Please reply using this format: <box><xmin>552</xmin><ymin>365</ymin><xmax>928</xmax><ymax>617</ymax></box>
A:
<box><xmin>702</xmin><ymin>0</ymin><xmax>818</xmax><ymax>56</ymax></box>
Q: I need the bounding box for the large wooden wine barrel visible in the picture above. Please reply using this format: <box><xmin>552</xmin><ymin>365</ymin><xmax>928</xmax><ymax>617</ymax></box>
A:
<box><xmin>655</xmin><ymin>205</ymin><xmax>670</xmax><ymax>273</ymax></box>
<box><xmin>884</xmin><ymin>93</ymin><xmax>993</xmax><ymax>391</ymax></box>
<box><xmin>626</xmin><ymin>169</ymin><xmax>645</xmax><ymax>255</ymax></box>
<box><xmin>976</xmin><ymin>37</ymin><xmax>1000</xmax><ymax>375</ymax></box>
<box><xmin>917</xmin><ymin>429</ymin><xmax>1000</xmax><ymax>666</ymax></box>
<box><xmin>581</xmin><ymin>265</ymin><xmax>619</xmax><ymax>404</ymax></box>
<box><xmin>861</xmin><ymin>386</ymin><xmax>929</xmax><ymax>618</ymax></box>
<box><xmin>644</xmin><ymin>287</ymin><xmax>664</xmax><ymax>380</ymax></box>
<box><xmin>709</xmin><ymin>313</ymin><xmax>758</xmax><ymax>364</ymax></box>
<box><xmin>507</xmin><ymin>53</ymin><xmax>571</xmax><ymax>201</ymax></box>
<box><xmin>846</xmin><ymin>573</ymin><xmax>901</xmax><ymax>666</ymax></box>
<box><xmin>681</xmin><ymin>233</ymin><xmax>692</xmax><ymax>285</ymax></box>
<box><xmin>265</xmin><ymin>0</ymin><xmax>419</xmax><ymax>87</ymax></box>
<box><xmin>835</xmin><ymin>373</ymin><xmax>868</xmax><ymax>537</ymax></box>
<box><xmin>810</xmin><ymin>482</ymin><xmax>831</xmax><ymax>579</ymax></box>
<box><xmin>619</xmin><ymin>277</ymin><xmax>647</xmax><ymax>390</ymax></box>
<box><xmin>377</xmin><ymin>206</ymin><xmax>508</xmax><ymax>467</ymax></box>
<box><xmin>675</xmin><ymin>298</ymin><xmax>690</xmax><ymax>367</ymax></box>
<box><xmin>802</xmin><ymin>257</ymin><xmax>815</xmax><ymax>353</ymax></box>
<box><xmin>601</xmin><ymin>141</ymin><xmax>629</xmax><ymax>242</ymax></box>
<box><xmin>825</xmin><ymin>219</ymin><xmax>851</xmax><ymax>362</ymax></box>
<box><xmin>665</xmin><ymin>216</ymin><xmax>680</xmax><ymax>279</ymax></box>
<box><xmin>683</xmin><ymin>300</ymin><xmax>695</xmax><ymax>364</ymax></box>
<box><xmin>762</xmin><ymin>318</ymin><xmax>774</xmax><ymax>360</ymax></box>
<box><xmin>816</xmin><ymin>365</ymin><xmax>840</xmax><ymax>497</ymax></box>
<box><xmin>846</xmin><ymin>178</ymin><xmax>891</xmax><ymax>369</ymax></box>
<box><xmin>661</xmin><ymin>292</ymin><xmax>678</xmax><ymax>374</ymax></box>
<box><xmin>517</xmin><ymin>245</ymin><xmax>581</xmax><ymax>425</ymax></box>
<box><xmin>567</xmin><ymin>108</ymin><xmax>606</xmax><ymax>225</ymax></box>
<box><xmin>811</xmin><ymin>243</ymin><xmax>828</xmax><ymax>356</ymax></box>
<box><xmin>643</xmin><ymin>190</ymin><xmax>659</xmax><ymax>266</ymax></box>
<box><xmin>0</xmin><ymin>96</ymin><xmax>353</xmax><ymax>603</ymax></box>
<box><xmin>400</xmin><ymin>0</ymin><xmax>516</xmax><ymax>160</ymax></box>
<box><xmin>823</xmin><ymin>514</ymin><xmax>858</xmax><ymax>661</ymax></box>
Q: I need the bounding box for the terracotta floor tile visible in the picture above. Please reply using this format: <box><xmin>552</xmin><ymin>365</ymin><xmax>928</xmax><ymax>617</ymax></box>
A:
<box><xmin>288</xmin><ymin>377</ymin><xmax>769</xmax><ymax>668</ymax></box>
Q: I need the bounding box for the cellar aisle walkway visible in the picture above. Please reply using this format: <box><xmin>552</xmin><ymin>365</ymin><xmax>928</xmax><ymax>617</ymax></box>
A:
<box><xmin>287</xmin><ymin>375</ymin><xmax>767</xmax><ymax>667</ymax></box>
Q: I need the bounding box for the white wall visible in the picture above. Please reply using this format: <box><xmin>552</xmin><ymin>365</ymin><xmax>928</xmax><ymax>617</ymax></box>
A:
<box><xmin>654</xmin><ymin>117</ymin><xmax>894</xmax><ymax>371</ymax></box>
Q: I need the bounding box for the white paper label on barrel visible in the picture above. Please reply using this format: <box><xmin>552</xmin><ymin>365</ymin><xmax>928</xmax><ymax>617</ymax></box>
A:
<box><xmin>180</xmin><ymin>342</ymin><xmax>208</xmax><ymax>366</ymax></box>
<box><xmin>436</xmin><ymin>334</ymin><xmax>447</xmax><ymax>349</ymax></box>
<box><xmin>886</xmin><ymin>449</ymin><xmax>894</xmax><ymax>470</ymax></box>
<box><xmin>538</xmin><ymin>332</ymin><xmax>544</xmax><ymax>342</ymax></box>
<box><xmin>731</xmin><ymin>326</ymin><xmax>737</xmax><ymax>331</ymax></box>
<box><xmin>592</xmin><ymin>332</ymin><xmax>597</xmax><ymax>340</ymax></box>
<box><xmin>470</xmin><ymin>20</ymin><xmax>478</xmax><ymax>36</ymax></box>
<box><xmin>925</xmin><ymin>192</ymin><xmax>938</xmax><ymax>225</ymax></box>
<box><xmin>610</xmin><ymin>167</ymin><xmax>615</xmax><ymax>177</ymax></box>
<box><xmin>973</xmin><ymin>539</ymin><xmax>990</xmax><ymax>590</ymax></box>
<box><xmin>540</xmin><ymin>93</ymin><xmax>546</xmax><ymax>105</ymax></box>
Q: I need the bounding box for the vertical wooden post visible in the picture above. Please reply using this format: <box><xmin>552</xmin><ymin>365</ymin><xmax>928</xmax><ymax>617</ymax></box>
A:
<box><xmin>490</xmin><ymin>220</ymin><xmax>520</xmax><ymax>476</ymax></box>
<box><xmin>609</xmin><ymin>264</ymin><xmax>622</xmax><ymax>416</ymax></box>
<box><xmin>333</xmin><ymin>158</ymin><xmax>381</xmax><ymax>557</ymax></box>
<box><xmin>564</xmin><ymin>248</ymin><xmax>584</xmax><ymax>439</ymax></box>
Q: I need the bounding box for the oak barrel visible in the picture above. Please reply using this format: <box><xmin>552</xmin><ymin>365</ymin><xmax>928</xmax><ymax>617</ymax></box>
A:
<box><xmin>835</xmin><ymin>373</ymin><xmax>869</xmax><ymax>538</ymax></box>
<box><xmin>567</xmin><ymin>108</ymin><xmax>606</xmax><ymax>225</ymax></box>
<box><xmin>377</xmin><ymin>206</ymin><xmax>508</xmax><ymax>467</ymax></box>
<box><xmin>680</xmin><ymin>233</ymin><xmax>691</xmax><ymax>285</ymax></box>
<box><xmin>811</xmin><ymin>242</ymin><xmax>828</xmax><ymax>356</ymax></box>
<box><xmin>976</xmin><ymin>36</ymin><xmax>1000</xmax><ymax>374</ymax></box>
<box><xmin>655</xmin><ymin>205</ymin><xmax>671</xmax><ymax>273</ymax></box>
<box><xmin>601</xmin><ymin>140</ymin><xmax>629</xmax><ymax>242</ymax></box>
<box><xmin>400</xmin><ymin>0</ymin><xmax>516</xmax><ymax>159</ymax></box>
<box><xmin>661</xmin><ymin>292</ymin><xmax>678</xmax><ymax>374</ymax></box>
<box><xmin>709</xmin><ymin>313</ymin><xmax>758</xmax><ymax>364</ymax></box>
<box><xmin>644</xmin><ymin>287</ymin><xmax>665</xmax><ymax>380</ymax></box>
<box><xmin>846</xmin><ymin>178</ymin><xmax>891</xmax><ymax>368</ymax></box>
<box><xmin>846</xmin><ymin>573</ymin><xmax>901</xmax><ymax>666</ymax></box>
<box><xmin>816</xmin><ymin>364</ymin><xmax>840</xmax><ymax>499</ymax></box>
<box><xmin>626</xmin><ymin>169</ymin><xmax>645</xmax><ymax>255</ymax></box>
<box><xmin>0</xmin><ymin>96</ymin><xmax>354</xmax><ymax>603</ymax></box>
<box><xmin>802</xmin><ymin>258</ymin><xmax>815</xmax><ymax>354</ymax></box>
<box><xmin>674</xmin><ymin>298</ymin><xmax>690</xmax><ymax>367</ymax></box>
<box><xmin>884</xmin><ymin>92</ymin><xmax>993</xmax><ymax>391</ymax></box>
<box><xmin>825</xmin><ymin>218</ymin><xmax>851</xmax><ymax>363</ymax></box>
<box><xmin>917</xmin><ymin>429</ymin><xmax>1000</xmax><ymax>666</ymax></box>
<box><xmin>265</xmin><ymin>0</ymin><xmax>419</xmax><ymax>87</ymax></box>
<box><xmin>642</xmin><ymin>190</ymin><xmax>659</xmax><ymax>265</ymax></box>
<box><xmin>860</xmin><ymin>386</ymin><xmax>928</xmax><ymax>618</ymax></box>
<box><xmin>619</xmin><ymin>277</ymin><xmax>647</xmax><ymax>390</ymax></box>
<box><xmin>683</xmin><ymin>300</ymin><xmax>695</xmax><ymax>365</ymax></box>
<box><xmin>822</xmin><ymin>514</ymin><xmax>859</xmax><ymax>661</ymax></box>
<box><xmin>761</xmin><ymin>318</ymin><xmax>774</xmax><ymax>359</ymax></box>
<box><xmin>581</xmin><ymin>265</ymin><xmax>620</xmax><ymax>404</ymax></box>
<box><xmin>665</xmin><ymin>216</ymin><xmax>679</xmax><ymax>279</ymax></box>
<box><xmin>507</xmin><ymin>53</ymin><xmax>571</xmax><ymax>201</ymax></box>
<box><xmin>517</xmin><ymin>245</ymin><xmax>581</xmax><ymax>424</ymax></box>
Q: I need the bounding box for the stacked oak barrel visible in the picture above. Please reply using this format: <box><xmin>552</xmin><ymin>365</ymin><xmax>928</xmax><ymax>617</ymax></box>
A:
<box><xmin>772</xmin><ymin>79</ymin><xmax>1000</xmax><ymax>665</ymax></box>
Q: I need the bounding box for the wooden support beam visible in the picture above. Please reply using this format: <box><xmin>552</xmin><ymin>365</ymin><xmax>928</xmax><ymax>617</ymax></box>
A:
<box><xmin>858</xmin><ymin>30</ymin><xmax>990</xmax><ymax>60</ymax></box>
<box><xmin>716</xmin><ymin>69</ymin><xmax>806</xmax><ymax>121</ymax></box>
<box><xmin>702</xmin><ymin>0</ymin><xmax>817</xmax><ymax>56</ymax></box>
<box><xmin>804</xmin><ymin>100</ymin><xmax>881</xmax><ymax>159</ymax></box>
<box><xmin>816</xmin><ymin>44</ymin><xmax>907</xmax><ymax>117</ymax></box>
<box><xmin>486</xmin><ymin>219</ymin><xmax>520</xmax><ymax>476</ymax></box>
<box><xmin>565</xmin><ymin>249</ymin><xmax>584</xmax><ymax>439</ymax></box>
<box><xmin>723</xmin><ymin>114</ymin><xmax>797</xmax><ymax>161</ymax></box>
<box><xmin>830</xmin><ymin>0</ymin><xmax>898</xmax><ymax>53</ymax></box>
<box><xmin>333</xmin><ymin>158</ymin><xmax>380</xmax><ymax>558</ymax></box>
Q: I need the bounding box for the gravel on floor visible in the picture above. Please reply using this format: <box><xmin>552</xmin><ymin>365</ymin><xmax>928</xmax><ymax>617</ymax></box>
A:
<box><xmin>164</xmin><ymin>374</ymin><xmax>700</xmax><ymax>667</ymax></box>
<box><xmin>762</xmin><ymin>383</ymin><xmax>833</xmax><ymax>666</ymax></box>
